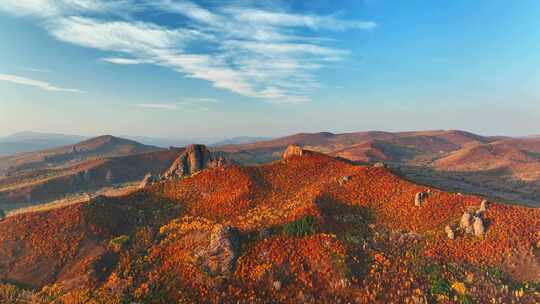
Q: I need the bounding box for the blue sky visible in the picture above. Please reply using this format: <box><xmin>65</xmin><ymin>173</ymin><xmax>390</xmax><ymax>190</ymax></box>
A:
<box><xmin>0</xmin><ymin>0</ymin><xmax>539</xmax><ymax>139</ymax></box>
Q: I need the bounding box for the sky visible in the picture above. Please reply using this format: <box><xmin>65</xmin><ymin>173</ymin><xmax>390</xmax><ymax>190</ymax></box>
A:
<box><xmin>0</xmin><ymin>0</ymin><xmax>539</xmax><ymax>139</ymax></box>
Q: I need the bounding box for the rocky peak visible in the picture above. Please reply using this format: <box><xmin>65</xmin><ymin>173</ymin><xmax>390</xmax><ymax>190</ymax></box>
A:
<box><xmin>163</xmin><ymin>144</ymin><xmax>228</xmax><ymax>179</ymax></box>
<box><xmin>282</xmin><ymin>144</ymin><xmax>304</xmax><ymax>159</ymax></box>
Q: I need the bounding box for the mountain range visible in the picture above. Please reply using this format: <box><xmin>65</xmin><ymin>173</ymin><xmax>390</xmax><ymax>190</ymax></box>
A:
<box><xmin>0</xmin><ymin>144</ymin><xmax>537</xmax><ymax>303</ymax></box>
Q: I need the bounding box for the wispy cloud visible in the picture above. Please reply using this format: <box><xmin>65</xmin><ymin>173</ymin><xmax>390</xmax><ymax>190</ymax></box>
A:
<box><xmin>135</xmin><ymin>103</ymin><xmax>178</xmax><ymax>110</ymax></box>
<box><xmin>0</xmin><ymin>0</ymin><xmax>135</xmax><ymax>17</ymax></box>
<box><xmin>100</xmin><ymin>57</ymin><xmax>149</xmax><ymax>65</ymax></box>
<box><xmin>135</xmin><ymin>98</ymin><xmax>218</xmax><ymax>111</ymax></box>
<box><xmin>0</xmin><ymin>0</ymin><xmax>375</xmax><ymax>103</ymax></box>
<box><xmin>22</xmin><ymin>67</ymin><xmax>51</xmax><ymax>73</ymax></box>
<box><xmin>0</xmin><ymin>73</ymin><xmax>80</xmax><ymax>92</ymax></box>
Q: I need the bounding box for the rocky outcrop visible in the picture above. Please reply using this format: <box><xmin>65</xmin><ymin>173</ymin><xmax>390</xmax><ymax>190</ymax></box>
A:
<box><xmin>163</xmin><ymin>144</ymin><xmax>228</xmax><ymax>179</ymax></box>
<box><xmin>282</xmin><ymin>144</ymin><xmax>304</xmax><ymax>159</ymax></box>
<box><xmin>196</xmin><ymin>225</ymin><xmax>240</xmax><ymax>276</ymax></box>
<box><xmin>444</xmin><ymin>225</ymin><xmax>455</xmax><ymax>240</ymax></box>
<box><xmin>479</xmin><ymin>200</ymin><xmax>488</xmax><ymax>213</ymax></box>
<box><xmin>159</xmin><ymin>217</ymin><xmax>240</xmax><ymax>277</ymax></box>
<box><xmin>139</xmin><ymin>173</ymin><xmax>157</xmax><ymax>189</ymax></box>
<box><xmin>473</xmin><ymin>216</ymin><xmax>485</xmax><ymax>237</ymax></box>
<box><xmin>414</xmin><ymin>192</ymin><xmax>428</xmax><ymax>207</ymax></box>
<box><xmin>373</xmin><ymin>162</ymin><xmax>386</xmax><ymax>168</ymax></box>
<box><xmin>460</xmin><ymin>212</ymin><xmax>472</xmax><ymax>230</ymax></box>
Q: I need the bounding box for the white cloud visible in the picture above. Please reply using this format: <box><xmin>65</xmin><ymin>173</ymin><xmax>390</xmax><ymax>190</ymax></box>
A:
<box><xmin>0</xmin><ymin>73</ymin><xmax>80</xmax><ymax>93</ymax></box>
<box><xmin>100</xmin><ymin>57</ymin><xmax>149</xmax><ymax>65</ymax></box>
<box><xmin>48</xmin><ymin>17</ymin><xmax>195</xmax><ymax>52</ymax></box>
<box><xmin>135</xmin><ymin>103</ymin><xmax>178</xmax><ymax>110</ymax></box>
<box><xmin>0</xmin><ymin>0</ymin><xmax>133</xmax><ymax>17</ymax></box>
<box><xmin>1</xmin><ymin>0</ymin><xmax>376</xmax><ymax>103</ymax></box>
<box><xmin>228</xmin><ymin>9</ymin><xmax>377</xmax><ymax>31</ymax></box>
<box><xmin>22</xmin><ymin>67</ymin><xmax>51</xmax><ymax>73</ymax></box>
<box><xmin>135</xmin><ymin>99</ymin><xmax>216</xmax><ymax>111</ymax></box>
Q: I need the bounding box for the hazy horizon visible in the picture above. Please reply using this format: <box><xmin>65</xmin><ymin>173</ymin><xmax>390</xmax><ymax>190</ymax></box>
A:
<box><xmin>1</xmin><ymin>0</ymin><xmax>539</xmax><ymax>138</ymax></box>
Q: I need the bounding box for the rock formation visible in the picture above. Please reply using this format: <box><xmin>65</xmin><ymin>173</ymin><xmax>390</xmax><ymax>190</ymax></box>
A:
<box><xmin>373</xmin><ymin>162</ymin><xmax>386</xmax><ymax>168</ymax></box>
<box><xmin>283</xmin><ymin>144</ymin><xmax>304</xmax><ymax>159</ymax></box>
<box><xmin>338</xmin><ymin>176</ymin><xmax>350</xmax><ymax>186</ymax></box>
<box><xmin>194</xmin><ymin>225</ymin><xmax>240</xmax><ymax>276</ymax></box>
<box><xmin>414</xmin><ymin>192</ymin><xmax>427</xmax><ymax>207</ymax></box>
<box><xmin>460</xmin><ymin>212</ymin><xmax>472</xmax><ymax>230</ymax></box>
<box><xmin>479</xmin><ymin>200</ymin><xmax>488</xmax><ymax>213</ymax></box>
<box><xmin>473</xmin><ymin>216</ymin><xmax>485</xmax><ymax>237</ymax></box>
<box><xmin>139</xmin><ymin>173</ymin><xmax>157</xmax><ymax>189</ymax></box>
<box><xmin>444</xmin><ymin>225</ymin><xmax>454</xmax><ymax>240</ymax></box>
<box><xmin>163</xmin><ymin>144</ymin><xmax>228</xmax><ymax>179</ymax></box>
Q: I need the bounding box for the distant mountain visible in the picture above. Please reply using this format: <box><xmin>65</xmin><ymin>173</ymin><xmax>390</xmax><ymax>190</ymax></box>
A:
<box><xmin>210</xmin><ymin>136</ymin><xmax>272</xmax><ymax>146</ymax></box>
<box><xmin>216</xmin><ymin>130</ymin><xmax>540</xmax><ymax>205</ymax></box>
<box><xmin>0</xmin><ymin>131</ymin><xmax>88</xmax><ymax>156</ymax></box>
<box><xmin>0</xmin><ymin>147</ymin><xmax>182</xmax><ymax>209</ymax></box>
<box><xmin>0</xmin><ymin>135</ymin><xmax>162</xmax><ymax>176</ymax></box>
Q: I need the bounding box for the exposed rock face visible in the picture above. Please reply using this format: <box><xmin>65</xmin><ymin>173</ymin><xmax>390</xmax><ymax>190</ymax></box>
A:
<box><xmin>163</xmin><ymin>144</ymin><xmax>228</xmax><ymax>179</ymax></box>
<box><xmin>414</xmin><ymin>192</ymin><xmax>428</xmax><ymax>207</ymax></box>
<box><xmin>473</xmin><ymin>216</ymin><xmax>485</xmax><ymax>237</ymax></box>
<box><xmin>196</xmin><ymin>225</ymin><xmax>240</xmax><ymax>276</ymax></box>
<box><xmin>139</xmin><ymin>173</ymin><xmax>156</xmax><ymax>189</ymax></box>
<box><xmin>479</xmin><ymin>200</ymin><xmax>488</xmax><ymax>213</ymax></box>
<box><xmin>460</xmin><ymin>212</ymin><xmax>472</xmax><ymax>230</ymax></box>
<box><xmin>444</xmin><ymin>225</ymin><xmax>455</xmax><ymax>240</ymax></box>
<box><xmin>338</xmin><ymin>176</ymin><xmax>350</xmax><ymax>186</ymax></box>
<box><xmin>283</xmin><ymin>144</ymin><xmax>304</xmax><ymax>159</ymax></box>
<box><xmin>373</xmin><ymin>162</ymin><xmax>386</xmax><ymax>168</ymax></box>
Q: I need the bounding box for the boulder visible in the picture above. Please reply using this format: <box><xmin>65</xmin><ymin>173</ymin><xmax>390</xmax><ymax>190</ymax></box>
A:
<box><xmin>373</xmin><ymin>162</ymin><xmax>386</xmax><ymax>168</ymax></box>
<box><xmin>163</xmin><ymin>144</ymin><xmax>229</xmax><ymax>179</ymax></box>
<box><xmin>414</xmin><ymin>192</ymin><xmax>428</xmax><ymax>207</ymax></box>
<box><xmin>473</xmin><ymin>216</ymin><xmax>485</xmax><ymax>237</ymax></box>
<box><xmin>460</xmin><ymin>212</ymin><xmax>472</xmax><ymax>230</ymax></box>
<box><xmin>444</xmin><ymin>225</ymin><xmax>454</xmax><ymax>240</ymax></box>
<box><xmin>338</xmin><ymin>176</ymin><xmax>350</xmax><ymax>186</ymax></box>
<box><xmin>282</xmin><ymin>144</ymin><xmax>304</xmax><ymax>159</ymax></box>
<box><xmin>479</xmin><ymin>200</ymin><xmax>488</xmax><ymax>213</ymax></box>
<box><xmin>139</xmin><ymin>173</ymin><xmax>156</xmax><ymax>189</ymax></box>
<box><xmin>195</xmin><ymin>225</ymin><xmax>240</xmax><ymax>276</ymax></box>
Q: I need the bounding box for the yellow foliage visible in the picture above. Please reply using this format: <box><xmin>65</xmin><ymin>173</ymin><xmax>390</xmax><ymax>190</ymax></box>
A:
<box><xmin>451</xmin><ymin>281</ymin><xmax>467</xmax><ymax>295</ymax></box>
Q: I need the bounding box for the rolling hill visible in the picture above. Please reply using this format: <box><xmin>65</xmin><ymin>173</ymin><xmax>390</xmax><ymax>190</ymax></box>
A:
<box><xmin>0</xmin><ymin>146</ymin><xmax>537</xmax><ymax>303</ymax></box>
<box><xmin>215</xmin><ymin>130</ymin><xmax>540</xmax><ymax>206</ymax></box>
<box><xmin>0</xmin><ymin>131</ymin><xmax>88</xmax><ymax>157</ymax></box>
<box><xmin>0</xmin><ymin>135</ymin><xmax>161</xmax><ymax>177</ymax></box>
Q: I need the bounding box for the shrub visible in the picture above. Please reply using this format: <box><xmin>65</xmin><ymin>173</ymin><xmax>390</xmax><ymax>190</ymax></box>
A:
<box><xmin>282</xmin><ymin>216</ymin><xmax>318</xmax><ymax>237</ymax></box>
<box><xmin>430</xmin><ymin>276</ymin><xmax>451</xmax><ymax>298</ymax></box>
<box><xmin>109</xmin><ymin>235</ymin><xmax>130</xmax><ymax>252</ymax></box>
<box><xmin>0</xmin><ymin>284</ymin><xmax>21</xmax><ymax>303</ymax></box>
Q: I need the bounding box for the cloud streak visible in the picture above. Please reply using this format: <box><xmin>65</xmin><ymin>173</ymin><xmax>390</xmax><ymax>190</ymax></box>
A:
<box><xmin>136</xmin><ymin>98</ymin><xmax>218</xmax><ymax>111</ymax></box>
<box><xmin>0</xmin><ymin>0</ymin><xmax>375</xmax><ymax>103</ymax></box>
<box><xmin>0</xmin><ymin>73</ymin><xmax>80</xmax><ymax>92</ymax></box>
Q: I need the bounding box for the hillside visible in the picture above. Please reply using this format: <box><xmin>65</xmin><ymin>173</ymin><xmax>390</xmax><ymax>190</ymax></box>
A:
<box><xmin>0</xmin><ymin>135</ymin><xmax>161</xmax><ymax>177</ymax></box>
<box><xmin>0</xmin><ymin>147</ymin><xmax>538</xmax><ymax>303</ymax></box>
<box><xmin>216</xmin><ymin>130</ymin><xmax>540</xmax><ymax>206</ymax></box>
<box><xmin>0</xmin><ymin>131</ymin><xmax>88</xmax><ymax>157</ymax></box>
<box><xmin>0</xmin><ymin>148</ymin><xmax>183</xmax><ymax>212</ymax></box>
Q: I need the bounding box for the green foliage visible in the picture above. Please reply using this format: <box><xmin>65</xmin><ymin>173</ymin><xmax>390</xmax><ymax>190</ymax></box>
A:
<box><xmin>510</xmin><ymin>281</ymin><xmax>540</xmax><ymax>293</ymax></box>
<box><xmin>282</xmin><ymin>215</ymin><xmax>318</xmax><ymax>237</ymax></box>
<box><xmin>109</xmin><ymin>235</ymin><xmax>130</xmax><ymax>252</ymax></box>
<box><xmin>458</xmin><ymin>294</ymin><xmax>474</xmax><ymax>304</ymax></box>
<box><xmin>485</xmin><ymin>266</ymin><xmax>505</xmax><ymax>281</ymax></box>
<box><xmin>421</xmin><ymin>263</ymin><xmax>451</xmax><ymax>298</ymax></box>
<box><xmin>430</xmin><ymin>276</ymin><xmax>451</xmax><ymax>297</ymax></box>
